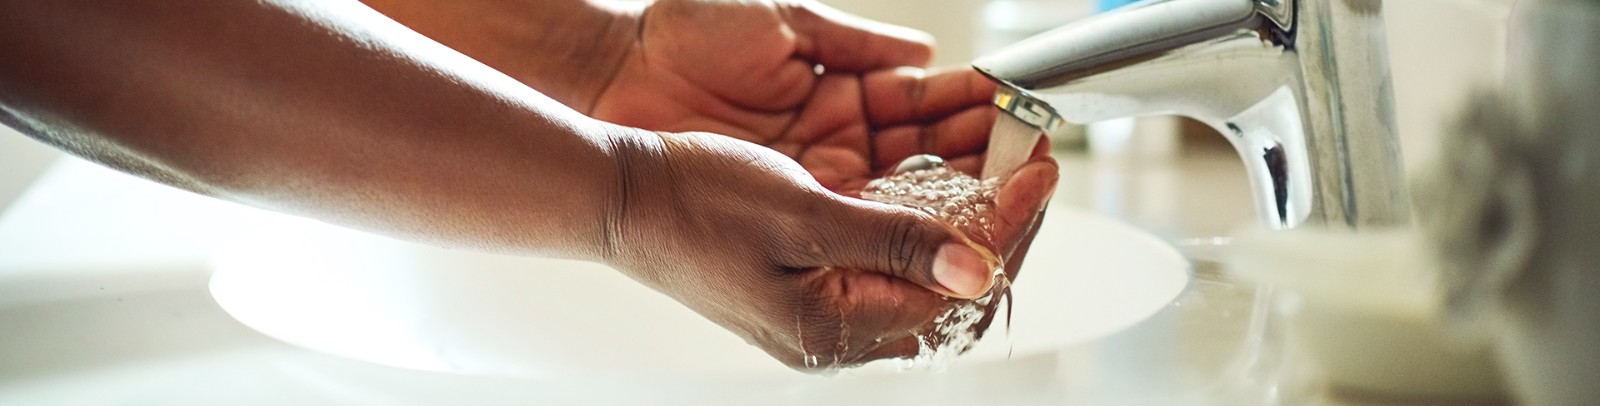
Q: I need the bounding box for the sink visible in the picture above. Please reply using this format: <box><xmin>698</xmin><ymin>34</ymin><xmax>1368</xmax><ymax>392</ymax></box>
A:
<box><xmin>209</xmin><ymin>204</ymin><xmax>1189</xmax><ymax>380</ymax></box>
<box><xmin>1</xmin><ymin>156</ymin><xmax>1192</xmax><ymax>404</ymax></box>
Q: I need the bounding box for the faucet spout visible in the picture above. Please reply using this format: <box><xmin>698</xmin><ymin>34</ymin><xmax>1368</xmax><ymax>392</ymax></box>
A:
<box><xmin>973</xmin><ymin>0</ymin><xmax>1410</xmax><ymax>229</ymax></box>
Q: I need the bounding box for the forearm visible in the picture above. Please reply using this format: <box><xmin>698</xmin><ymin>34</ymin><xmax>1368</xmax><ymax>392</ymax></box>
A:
<box><xmin>0</xmin><ymin>0</ymin><xmax>645</xmax><ymax>260</ymax></box>
<box><xmin>360</xmin><ymin>0</ymin><xmax>639</xmax><ymax>113</ymax></box>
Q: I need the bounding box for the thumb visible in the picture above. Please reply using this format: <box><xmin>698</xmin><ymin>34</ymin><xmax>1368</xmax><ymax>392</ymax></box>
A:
<box><xmin>780</xmin><ymin>1</ymin><xmax>934</xmax><ymax>71</ymax></box>
<box><xmin>801</xmin><ymin>196</ymin><xmax>998</xmax><ymax>299</ymax></box>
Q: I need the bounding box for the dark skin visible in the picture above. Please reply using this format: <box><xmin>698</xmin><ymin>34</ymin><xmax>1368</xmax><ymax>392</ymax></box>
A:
<box><xmin>0</xmin><ymin>0</ymin><xmax>1057</xmax><ymax>370</ymax></box>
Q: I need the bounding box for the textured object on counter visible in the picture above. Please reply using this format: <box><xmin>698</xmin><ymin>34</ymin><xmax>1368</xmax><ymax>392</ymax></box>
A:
<box><xmin>1413</xmin><ymin>2</ymin><xmax>1600</xmax><ymax>404</ymax></box>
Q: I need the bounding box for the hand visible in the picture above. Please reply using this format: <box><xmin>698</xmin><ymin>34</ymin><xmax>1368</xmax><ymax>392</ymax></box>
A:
<box><xmin>591</xmin><ymin>0</ymin><xmax>1055</xmax><ymax>355</ymax></box>
<box><xmin>591</xmin><ymin>0</ymin><xmax>1001</xmax><ymax>192</ymax></box>
<box><xmin>367</xmin><ymin>0</ymin><xmax>999</xmax><ymax>187</ymax></box>
<box><xmin>366</xmin><ymin>0</ymin><xmax>1058</xmax><ymax>369</ymax></box>
<box><xmin>608</xmin><ymin>130</ymin><xmax>1057</xmax><ymax>370</ymax></box>
<box><xmin>0</xmin><ymin>0</ymin><xmax>1052</xmax><ymax>372</ymax></box>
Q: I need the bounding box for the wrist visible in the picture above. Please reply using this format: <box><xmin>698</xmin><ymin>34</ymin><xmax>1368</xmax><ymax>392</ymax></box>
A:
<box><xmin>594</xmin><ymin>124</ymin><xmax>672</xmax><ymax>269</ymax></box>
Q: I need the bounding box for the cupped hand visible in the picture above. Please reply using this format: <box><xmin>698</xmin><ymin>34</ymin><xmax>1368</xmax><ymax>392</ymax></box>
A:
<box><xmin>365</xmin><ymin>0</ymin><xmax>1001</xmax><ymax>183</ymax></box>
<box><xmin>582</xmin><ymin>0</ymin><xmax>1059</xmax><ymax>369</ymax></box>
<box><xmin>378</xmin><ymin>0</ymin><xmax>1060</xmax><ymax>369</ymax></box>
<box><xmin>605</xmin><ymin>129</ymin><xmax>1056</xmax><ymax>370</ymax></box>
<box><xmin>592</xmin><ymin>0</ymin><xmax>1002</xmax><ymax>192</ymax></box>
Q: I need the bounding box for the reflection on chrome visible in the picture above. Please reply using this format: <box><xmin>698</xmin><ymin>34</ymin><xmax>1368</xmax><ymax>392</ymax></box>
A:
<box><xmin>974</xmin><ymin>0</ymin><xmax>1411</xmax><ymax>230</ymax></box>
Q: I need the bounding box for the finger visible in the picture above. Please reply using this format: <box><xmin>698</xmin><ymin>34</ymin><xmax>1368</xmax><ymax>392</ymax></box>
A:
<box><xmin>993</xmin><ymin>158</ymin><xmax>1058</xmax><ymax>247</ymax></box>
<box><xmin>994</xmin><ymin>139</ymin><xmax>1055</xmax><ymax>261</ymax></box>
<box><xmin>1002</xmin><ymin>204</ymin><xmax>1047</xmax><ymax>281</ymax></box>
<box><xmin>793</xmin><ymin>196</ymin><xmax>998</xmax><ymax>299</ymax></box>
<box><xmin>781</xmin><ymin>73</ymin><xmax>870</xmax><ymax>149</ymax></box>
<box><xmin>871</xmin><ymin>105</ymin><xmax>996</xmax><ymax>170</ymax></box>
<box><xmin>862</xmin><ymin>67</ymin><xmax>997</xmax><ymax>128</ymax></box>
<box><xmin>971</xmin><ymin>208</ymin><xmax>1042</xmax><ymax>340</ymax></box>
<box><xmin>808</xmin><ymin>267</ymin><xmax>949</xmax><ymax>361</ymax></box>
<box><xmin>781</xmin><ymin>1</ymin><xmax>934</xmax><ymax>71</ymax></box>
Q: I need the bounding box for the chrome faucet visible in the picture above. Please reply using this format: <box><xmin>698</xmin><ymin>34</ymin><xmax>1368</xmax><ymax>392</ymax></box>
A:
<box><xmin>973</xmin><ymin>0</ymin><xmax>1410</xmax><ymax>229</ymax></box>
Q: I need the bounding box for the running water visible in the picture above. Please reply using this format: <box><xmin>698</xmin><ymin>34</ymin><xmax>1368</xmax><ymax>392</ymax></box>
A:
<box><xmin>861</xmin><ymin>156</ymin><xmax>1014</xmax><ymax>370</ymax></box>
<box><xmin>981</xmin><ymin>112</ymin><xmax>1045</xmax><ymax>179</ymax></box>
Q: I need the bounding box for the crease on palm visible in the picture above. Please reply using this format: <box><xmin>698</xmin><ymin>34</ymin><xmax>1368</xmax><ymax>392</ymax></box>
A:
<box><xmin>591</xmin><ymin>65</ymin><xmax>887</xmax><ymax>191</ymax></box>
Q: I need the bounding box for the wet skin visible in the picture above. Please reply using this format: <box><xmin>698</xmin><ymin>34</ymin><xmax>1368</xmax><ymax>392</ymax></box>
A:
<box><xmin>1</xmin><ymin>0</ymin><xmax>1060</xmax><ymax>371</ymax></box>
<box><xmin>564</xmin><ymin>0</ymin><xmax>1061</xmax><ymax>368</ymax></box>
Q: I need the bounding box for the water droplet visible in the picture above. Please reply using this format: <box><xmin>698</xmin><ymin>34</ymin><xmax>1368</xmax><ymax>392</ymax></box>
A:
<box><xmin>892</xmin><ymin>154</ymin><xmax>946</xmax><ymax>174</ymax></box>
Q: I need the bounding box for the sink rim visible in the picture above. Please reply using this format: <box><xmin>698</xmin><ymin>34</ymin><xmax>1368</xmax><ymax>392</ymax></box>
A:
<box><xmin>208</xmin><ymin>205</ymin><xmax>1189</xmax><ymax>380</ymax></box>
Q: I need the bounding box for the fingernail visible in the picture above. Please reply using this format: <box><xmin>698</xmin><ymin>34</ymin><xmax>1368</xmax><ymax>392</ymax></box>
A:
<box><xmin>933</xmin><ymin>243</ymin><xmax>992</xmax><ymax>298</ymax></box>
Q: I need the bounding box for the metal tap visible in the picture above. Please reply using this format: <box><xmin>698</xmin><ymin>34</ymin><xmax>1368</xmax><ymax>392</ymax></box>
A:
<box><xmin>972</xmin><ymin>0</ymin><xmax>1410</xmax><ymax>229</ymax></box>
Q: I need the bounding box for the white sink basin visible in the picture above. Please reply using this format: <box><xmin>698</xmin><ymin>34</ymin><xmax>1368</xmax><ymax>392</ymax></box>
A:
<box><xmin>210</xmin><ymin>206</ymin><xmax>1188</xmax><ymax>380</ymax></box>
<box><xmin>1</xmin><ymin>157</ymin><xmax>1189</xmax><ymax>404</ymax></box>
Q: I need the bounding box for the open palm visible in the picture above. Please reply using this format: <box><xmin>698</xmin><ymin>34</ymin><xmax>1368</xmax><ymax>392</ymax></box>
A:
<box><xmin>591</xmin><ymin>0</ymin><xmax>1001</xmax><ymax>193</ymax></box>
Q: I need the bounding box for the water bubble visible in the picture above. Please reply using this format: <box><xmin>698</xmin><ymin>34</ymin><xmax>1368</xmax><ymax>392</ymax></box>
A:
<box><xmin>860</xmin><ymin>155</ymin><xmax>1007</xmax><ymax>370</ymax></box>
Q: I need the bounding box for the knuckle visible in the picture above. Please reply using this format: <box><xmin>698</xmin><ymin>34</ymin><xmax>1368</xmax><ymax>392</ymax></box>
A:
<box><xmin>883</xmin><ymin>211</ymin><xmax>931</xmax><ymax>277</ymax></box>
